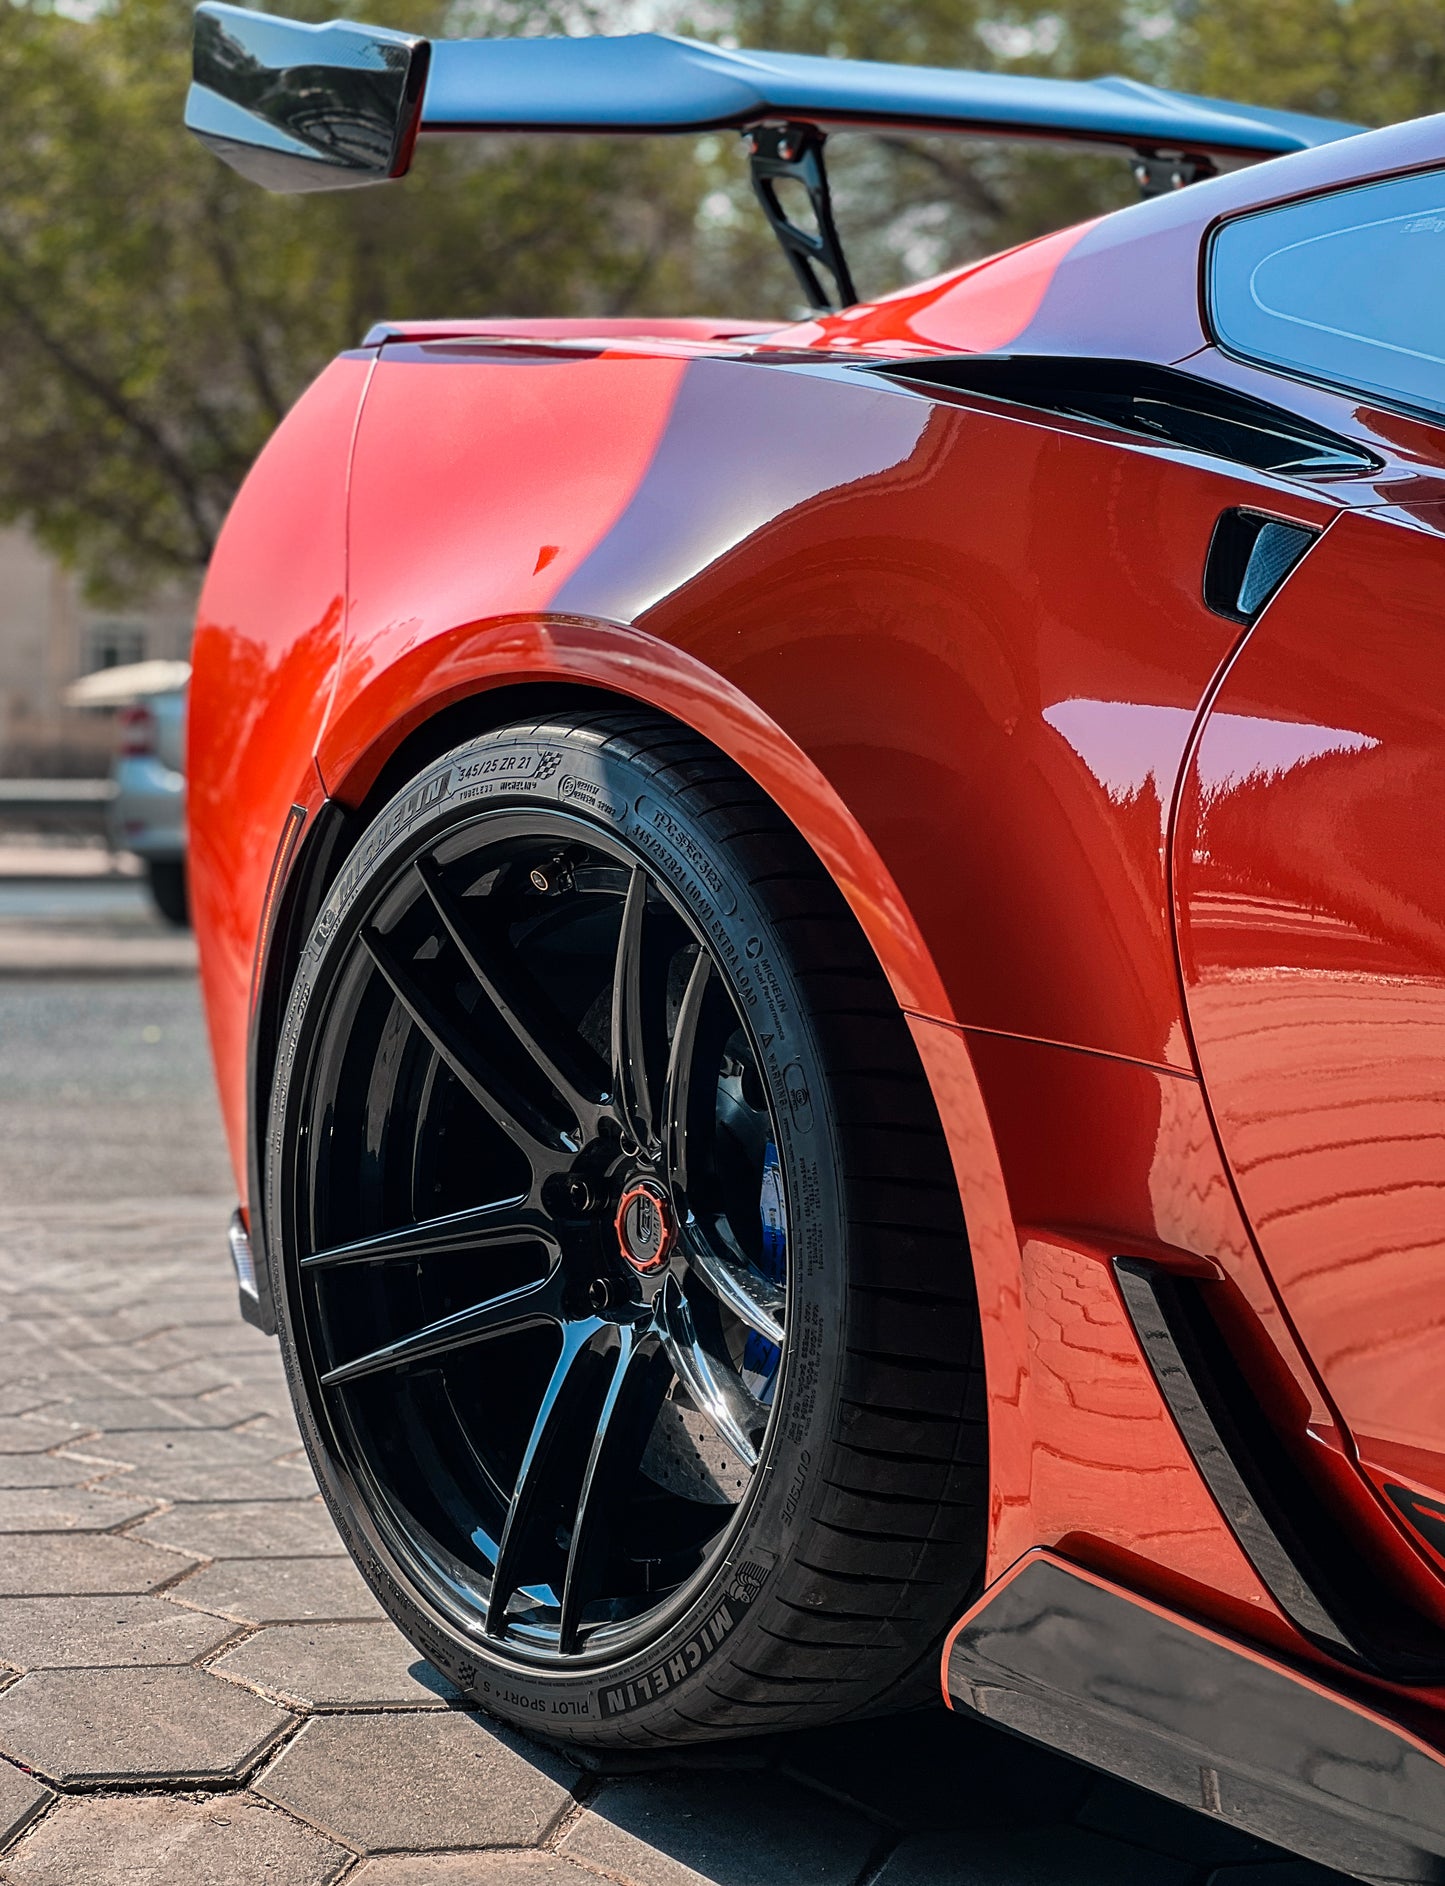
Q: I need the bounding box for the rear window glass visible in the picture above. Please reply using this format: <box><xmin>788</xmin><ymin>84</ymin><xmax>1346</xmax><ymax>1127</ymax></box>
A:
<box><xmin>1209</xmin><ymin>167</ymin><xmax>1445</xmax><ymax>420</ymax></box>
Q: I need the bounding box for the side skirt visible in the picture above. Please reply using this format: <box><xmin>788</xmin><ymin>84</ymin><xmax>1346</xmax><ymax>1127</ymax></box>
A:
<box><xmin>943</xmin><ymin>1552</ymin><xmax>1445</xmax><ymax>1886</ymax></box>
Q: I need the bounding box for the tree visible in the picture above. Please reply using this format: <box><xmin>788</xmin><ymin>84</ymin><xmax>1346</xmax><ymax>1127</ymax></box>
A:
<box><xmin>719</xmin><ymin>0</ymin><xmax>1445</xmax><ymax>304</ymax></box>
<box><xmin>0</xmin><ymin>0</ymin><xmax>706</xmax><ymax>599</ymax></box>
<box><xmin>2</xmin><ymin>0</ymin><xmax>1440</xmax><ymax>600</ymax></box>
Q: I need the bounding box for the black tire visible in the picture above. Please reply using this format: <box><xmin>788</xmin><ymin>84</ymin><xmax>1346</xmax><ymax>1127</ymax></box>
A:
<box><xmin>266</xmin><ymin>712</ymin><xmax>986</xmax><ymax>1745</ymax></box>
<box><xmin>146</xmin><ymin>857</ymin><xmax>189</xmax><ymax>928</ymax></box>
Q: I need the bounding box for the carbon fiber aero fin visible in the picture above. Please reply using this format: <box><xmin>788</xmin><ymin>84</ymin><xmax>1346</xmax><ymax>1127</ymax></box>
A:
<box><xmin>186</xmin><ymin>2</ymin><xmax>431</xmax><ymax>193</ymax></box>
<box><xmin>946</xmin><ymin>1554</ymin><xmax>1445</xmax><ymax>1886</ymax></box>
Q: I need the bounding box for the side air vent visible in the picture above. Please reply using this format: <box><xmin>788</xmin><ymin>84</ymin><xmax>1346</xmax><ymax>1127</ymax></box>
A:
<box><xmin>872</xmin><ymin>356</ymin><xmax>1380</xmax><ymax>479</ymax></box>
<box><xmin>1203</xmin><ymin>508</ymin><xmax>1318</xmax><ymax>624</ymax></box>
<box><xmin>1386</xmin><ymin>1483</ymin><xmax>1445</xmax><ymax>1561</ymax></box>
<box><xmin>1115</xmin><ymin>1259</ymin><xmax>1445</xmax><ymax>1684</ymax></box>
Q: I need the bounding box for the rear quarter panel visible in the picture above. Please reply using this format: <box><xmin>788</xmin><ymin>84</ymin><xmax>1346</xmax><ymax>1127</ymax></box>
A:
<box><xmin>316</xmin><ymin>346</ymin><xmax>1387</xmax><ymax>1643</ymax></box>
<box><xmin>322</xmin><ymin>346</ymin><xmax>1335</xmax><ymax>1067</ymax></box>
<box><xmin>189</xmin><ymin>353</ymin><xmax>370</xmax><ymax>1189</ymax></box>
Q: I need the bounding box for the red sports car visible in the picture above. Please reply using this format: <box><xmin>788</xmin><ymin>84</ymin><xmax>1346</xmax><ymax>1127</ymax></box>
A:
<box><xmin>186</xmin><ymin>7</ymin><xmax>1445</xmax><ymax>1873</ymax></box>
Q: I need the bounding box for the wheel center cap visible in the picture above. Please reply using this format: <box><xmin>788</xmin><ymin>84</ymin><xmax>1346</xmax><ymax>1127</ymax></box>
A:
<box><xmin>615</xmin><ymin>1179</ymin><xmax>674</xmax><ymax>1273</ymax></box>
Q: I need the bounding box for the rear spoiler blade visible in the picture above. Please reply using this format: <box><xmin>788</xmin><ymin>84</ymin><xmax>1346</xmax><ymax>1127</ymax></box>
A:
<box><xmin>423</xmin><ymin>37</ymin><xmax>1358</xmax><ymax>158</ymax></box>
<box><xmin>186</xmin><ymin>4</ymin><xmax>430</xmax><ymax>192</ymax></box>
<box><xmin>186</xmin><ymin>2</ymin><xmax>1361</xmax><ymax>195</ymax></box>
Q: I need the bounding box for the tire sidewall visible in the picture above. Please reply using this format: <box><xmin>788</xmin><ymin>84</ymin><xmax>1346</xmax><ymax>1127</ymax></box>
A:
<box><xmin>266</xmin><ymin>724</ymin><xmax>849</xmax><ymax>1740</ymax></box>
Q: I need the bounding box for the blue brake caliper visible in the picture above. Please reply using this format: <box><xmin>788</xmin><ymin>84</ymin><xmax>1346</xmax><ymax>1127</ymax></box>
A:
<box><xmin>742</xmin><ymin>1140</ymin><xmax>786</xmax><ymax>1400</ymax></box>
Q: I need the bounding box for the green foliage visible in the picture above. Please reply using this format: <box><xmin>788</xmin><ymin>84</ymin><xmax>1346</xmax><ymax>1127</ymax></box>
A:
<box><xmin>0</xmin><ymin>0</ymin><xmax>704</xmax><ymax>596</ymax></box>
<box><xmin>0</xmin><ymin>0</ymin><xmax>1439</xmax><ymax>597</ymax></box>
<box><xmin>1178</xmin><ymin>0</ymin><xmax>1445</xmax><ymax>128</ymax></box>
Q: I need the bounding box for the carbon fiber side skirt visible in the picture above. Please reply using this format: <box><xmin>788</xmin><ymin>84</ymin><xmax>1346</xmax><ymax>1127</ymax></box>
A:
<box><xmin>944</xmin><ymin>1553</ymin><xmax>1445</xmax><ymax>1886</ymax></box>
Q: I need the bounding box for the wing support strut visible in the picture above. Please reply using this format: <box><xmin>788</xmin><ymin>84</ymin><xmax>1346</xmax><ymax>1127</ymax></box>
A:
<box><xmin>745</xmin><ymin>122</ymin><xmax>857</xmax><ymax>313</ymax></box>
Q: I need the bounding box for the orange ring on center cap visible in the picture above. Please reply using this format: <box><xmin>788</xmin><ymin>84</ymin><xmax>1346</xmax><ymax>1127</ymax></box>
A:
<box><xmin>615</xmin><ymin>1180</ymin><xmax>674</xmax><ymax>1273</ymax></box>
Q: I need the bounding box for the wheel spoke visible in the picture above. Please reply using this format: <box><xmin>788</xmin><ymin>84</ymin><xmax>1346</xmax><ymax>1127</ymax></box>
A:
<box><xmin>685</xmin><ymin>1225</ymin><xmax>785</xmax><ymax>1345</ymax></box>
<box><xmin>658</xmin><ymin>1275</ymin><xmax>762</xmax><ymax>1469</ymax></box>
<box><xmin>610</xmin><ymin>866</ymin><xmax>654</xmax><ymax>1149</ymax></box>
<box><xmin>319</xmin><ymin>1268</ymin><xmax>565</xmax><ymax>1388</ymax></box>
<box><xmin>557</xmin><ymin>1325</ymin><xmax>671</xmax><ymax>1652</ymax></box>
<box><xmin>485</xmin><ymin>1318</ymin><xmax>612</xmax><ymax>1635</ymax></box>
<box><xmin>661</xmin><ymin>948</ymin><xmax>711</xmax><ymax>1196</ymax></box>
<box><xmin>414</xmin><ymin>855</ymin><xmax>604</xmax><ymax>1135</ymax></box>
<box><xmin>303</xmin><ymin>1199</ymin><xmax>556</xmax><ymax>1272</ymax></box>
<box><xmin>362</xmin><ymin>925</ymin><xmax>567</xmax><ymax>1168</ymax></box>
<box><xmin>302</xmin><ymin>812</ymin><xmax>787</xmax><ymax>1657</ymax></box>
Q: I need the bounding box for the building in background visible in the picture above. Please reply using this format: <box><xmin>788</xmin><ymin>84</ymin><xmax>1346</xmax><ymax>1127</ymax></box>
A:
<box><xmin>0</xmin><ymin>525</ymin><xmax>197</xmax><ymax>776</ymax></box>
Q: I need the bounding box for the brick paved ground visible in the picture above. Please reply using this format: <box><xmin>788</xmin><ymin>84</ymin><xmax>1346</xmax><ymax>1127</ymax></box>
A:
<box><xmin>0</xmin><ymin>967</ymin><xmax>1355</xmax><ymax>1885</ymax></box>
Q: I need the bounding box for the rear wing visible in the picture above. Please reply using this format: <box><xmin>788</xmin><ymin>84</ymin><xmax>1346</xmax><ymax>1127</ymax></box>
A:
<box><xmin>186</xmin><ymin>2</ymin><xmax>1362</xmax><ymax>309</ymax></box>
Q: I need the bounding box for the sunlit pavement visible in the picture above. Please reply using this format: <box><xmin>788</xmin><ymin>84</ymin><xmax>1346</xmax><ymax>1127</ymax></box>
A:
<box><xmin>0</xmin><ymin>868</ymin><xmax>1351</xmax><ymax>1885</ymax></box>
<box><xmin>0</xmin><ymin>848</ymin><xmax>193</xmax><ymax>978</ymax></box>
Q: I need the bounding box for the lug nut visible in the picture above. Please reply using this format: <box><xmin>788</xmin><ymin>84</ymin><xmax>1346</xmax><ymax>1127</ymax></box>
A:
<box><xmin>587</xmin><ymin>1277</ymin><xmax>615</xmax><ymax>1311</ymax></box>
<box><xmin>565</xmin><ymin>1176</ymin><xmax>596</xmax><ymax>1214</ymax></box>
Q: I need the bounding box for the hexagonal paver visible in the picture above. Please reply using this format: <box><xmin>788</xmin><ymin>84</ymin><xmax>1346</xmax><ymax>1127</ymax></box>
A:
<box><xmin>70</xmin><ymin>1428</ymin><xmax>285</xmax><ymax>1471</ymax></box>
<box><xmin>560</xmin><ymin>1773</ymin><xmax>879</xmax><ymax>1886</ymax></box>
<box><xmin>872</xmin><ymin>1827</ymin><xmax>1194</xmax><ymax>1886</ymax></box>
<box><xmin>0</xmin><ymin>1791</ymin><xmax>349</xmax><ymax>1885</ymax></box>
<box><xmin>0</xmin><ymin>1486</ymin><xmax>157</xmax><ymax>1533</ymax></box>
<box><xmin>0</xmin><ymin>1755</ymin><xmax>50</xmax><ymax>1846</ymax></box>
<box><xmin>0</xmin><ymin>1357</ymin><xmax>78</xmax><ymax>1388</ymax></box>
<box><xmin>135</xmin><ymin>1363</ymin><xmax>242</xmax><ymax>1399</ymax></box>
<box><xmin>201</xmin><ymin>1374</ymin><xmax>294</xmax><ymax>1405</ymax></box>
<box><xmin>0</xmin><ymin>1534</ymin><xmax>188</xmax><ymax>1596</ymax></box>
<box><xmin>351</xmin><ymin>1857</ymin><xmax>585</xmax><ymax>1885</ymax></box>
<box><xmin>171</xmin><ymin>1556</ymin><xmax>383</xmax><ymax>1624</ymax></box>
<box><xmin>132</xmin><ymin>1499</ymin><xmax>343</xmax><ymax>1560</ymax></box>
<box><xmin>172</xmin><ymin>1390</ymin><xmax>279</xmax><ymax>1427</ymax></box>
<box><xmin>0</xmin><ymin>1457</ymin><xmax>99</xmax><ymax>1491</ymax></box>
<box><xmin>47</xmin><ymin>1346</ymin><xmax>165</xmax><ymax>1377</ymax></box>
<box><xmin>143</xmin><ymin>1328</ymin><xmax>273</xmax><ymax>1361</ymax></box>
<box><xmin>0</xmin><ymin>1418</ymin><xmax>88</xmax><ymax>1457</ymax></box>
<box><xmin>99</xmin><ymin>1334</ymin><xmax>203</xmax><ymax>1369</ymax></box>
<box><xmin>256</xmin><ymin>1711</ymin><xmax>578</xmax><ymax>1853</ymax></box>
<box><xmin>42</xmin><ymin>1395</ymin><xmax>239</xmax><ymax>1434</ymax></box>
<box><xmin>212</xmin><ymin>1622</ymin><xmax>457</xmax><ymax>1710</ymax></box>
<box><xmin>0</xmin><ymin>1388</ymin><xmax>58</xmax><ymax>1419</ymax></box>
<box><xmin>0</xmin><ymin>1666</ymin><xmax>293</xmax><ymax>1785</ymax></box>
<box><xmin>121</xmin><ymin>1460</ymin><xmax>319</xmax><ymax>1504</ymax></box>
<box><xmin>0</xmin><ymin>1595</ymin><xmax>238</xmax><ymax>1670</ymax></box>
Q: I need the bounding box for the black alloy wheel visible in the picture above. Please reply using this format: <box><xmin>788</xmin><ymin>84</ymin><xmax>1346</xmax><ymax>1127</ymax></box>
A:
<box><xmin>295</xmin><ymin>813</ymin><xmax>786</xmax><ymax>1659</ymax></box>
<box><xmin>267</xmin><ymin>714</ymin><xmax>986</xmax><ymax>1742</ymax></box>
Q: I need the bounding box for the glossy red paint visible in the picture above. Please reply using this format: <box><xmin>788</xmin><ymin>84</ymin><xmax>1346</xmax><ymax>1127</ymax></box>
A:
<box><xmin>958</xmin><ymin>1022</ymin><xmax>1445</xmax><ymax>1635</ymax></box>
<box><xmin>915</xmin><ymin>1012</ymin><xmax>1293</xmax><ymax>1647</ymax></box>
<box><xmin>762</xmin><ymin>219</ymin><xmax>1101</xmax><ymax>357</ymax></box>
<box><xmin>188</xmin><ymin>103</ymin><xmax>1445</xmax><ymax>1766</ymax></box>
<box><xmin>1177</xmin><ymin>507</ymin><xmax>1445</xmax><ymax>1564</ymax></box>
<box><xmin>325</xmin><ymin>348</ymin><xmax>1338</xmax><ymax>1068</ymax></box>
<box><xmin>190</xmin><ymin>353</ymin><xmax>367</xmax><ymax>1187</ymax></box>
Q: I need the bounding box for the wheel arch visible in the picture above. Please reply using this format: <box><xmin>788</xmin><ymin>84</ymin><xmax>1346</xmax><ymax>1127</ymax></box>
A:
<box><xmin>247</xmin><ymin>645</ymin><xmax>1023</xmax><ymax>1414</ymax></box>
<box><xmin>315</xmin><ymin>618</ymin><xmax>954</xmax><ymax>1021</ymax></box>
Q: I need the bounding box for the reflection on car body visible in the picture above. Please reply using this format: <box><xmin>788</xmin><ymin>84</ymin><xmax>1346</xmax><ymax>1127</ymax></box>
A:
<box><xmin>180</xmin><ymin>9</ymin><xmax>1445</xmax><ymax>1879</ymax></box>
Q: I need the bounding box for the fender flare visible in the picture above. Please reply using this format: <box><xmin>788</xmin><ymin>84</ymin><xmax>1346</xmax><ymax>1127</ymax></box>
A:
<box><xmin>245</xmin><ymin>616</ymin><xmax>1029</xmax><ymax>1415</ymax></box>
<box><xmin>319</xmin><ymin>610</ymin><xmax>951</xmax><ymax>1016</ymax></box>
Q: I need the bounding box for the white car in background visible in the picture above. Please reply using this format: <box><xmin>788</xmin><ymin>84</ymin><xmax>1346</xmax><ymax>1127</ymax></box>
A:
<box><xmin>64</xmin><ymin>659</ymin><xmax>190</xmax><ymax>926</ymax></box>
